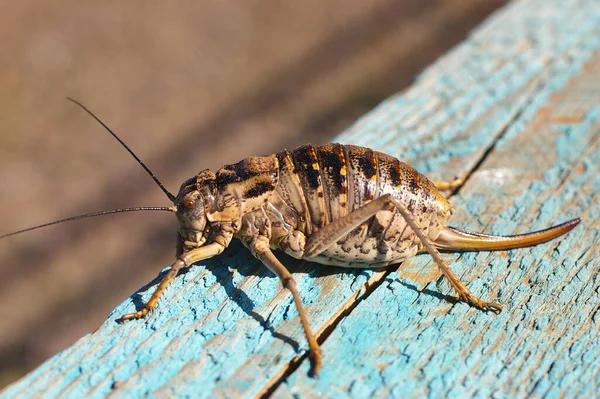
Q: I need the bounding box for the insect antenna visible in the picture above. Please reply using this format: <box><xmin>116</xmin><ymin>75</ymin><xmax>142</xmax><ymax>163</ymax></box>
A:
<box><xmin>66</xmin><ymin>97</ymin><xmax>177</xmax><ymax>202</ymax></box>
<box><xmin>0</xmin><ymin>206</ymin><xmax>177</xmax><ymax>239</ymax></box>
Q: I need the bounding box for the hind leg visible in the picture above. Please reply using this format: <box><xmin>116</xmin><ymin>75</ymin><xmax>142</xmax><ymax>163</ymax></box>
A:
<box><xmin>388</xmin><ymin>196</ymin><xmax>502</xmax><ymax>312</ymax></box>
<box><xmin>305</xmin><ymin>193</ymin><xmax>501</xmax><ymax>312</ymax></box>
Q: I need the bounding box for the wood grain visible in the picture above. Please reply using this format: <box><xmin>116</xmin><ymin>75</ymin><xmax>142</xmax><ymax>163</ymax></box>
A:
<box><xmin>0</xmin><ymin>1</ymin><xmax>506</xmax><ymax>386</ymax></box>
<box><xmin>3</xmin><ymin>0</ymin><xmax>599</xmax><ymax>398</ymax></box>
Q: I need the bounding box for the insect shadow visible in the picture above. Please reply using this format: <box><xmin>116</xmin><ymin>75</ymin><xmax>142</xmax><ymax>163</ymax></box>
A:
<box><xmin>118</xmin><ymin>239</ymin><xmax>372</xmax><ymax>353</ymax></box>
<box><xmin>396</xmin><ymin>280</ymin><xmax>460</xmax><ymax>305</ymax></box>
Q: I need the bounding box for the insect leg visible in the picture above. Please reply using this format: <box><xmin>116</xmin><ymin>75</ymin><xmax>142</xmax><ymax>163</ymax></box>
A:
<box><xmin>431</xmin><ymin>177</ymin><xmax>464</xmax><ymax>191</ymax></box>
<box><xmin>304</xmin><ymin>193</ymin><xmax>501</xmax><ymax>313</ymax></box>
<box><xmin>120</xmin><ymin>240</ymin><xmax>227</xmax><ymax>321</ymax></box>
<box><xmin>388</xmin><ymin>197</ymin><xmax>502</xmax><ymax>313</ymax></box>
<box><xmin>248</xmin><ymin>235</ymin><xmax>322</xmax><ymax>376</ymax></box>
<box><xmin>304</xmin><ymin>194</ymin><xmax>393</xmax><ymax>258</ymax></box>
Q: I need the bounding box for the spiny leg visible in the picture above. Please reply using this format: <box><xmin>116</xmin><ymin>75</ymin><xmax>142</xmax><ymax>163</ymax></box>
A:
<box><xmin>120</xmin><ymin>241</ymin><xmax>227</xmax><ymax>321</ymax></box>
<box><xmin>304</xmin><ymin>193</ymin><xmax>501</xmax><ymax>312</ymax></box>
<box><xmin>388</xmin><ymin>197</ymin><xmax>502</xmax><ymax>312</ymax></box>
<box><xmin>248</xmin><ymin>235</ymin><xmax>322</xmax><ymax>376</ymax></box>
<box><xmin>304</xmin><ymin>194</ymin><xmax>392</xmax><ymax>258</ymax></box>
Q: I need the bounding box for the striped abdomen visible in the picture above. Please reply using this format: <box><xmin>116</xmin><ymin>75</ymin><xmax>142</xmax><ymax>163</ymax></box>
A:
<box><xmin>274</xmin><ymin>143</ymin><xmax>453</xmax><ymax>267</ymax></box>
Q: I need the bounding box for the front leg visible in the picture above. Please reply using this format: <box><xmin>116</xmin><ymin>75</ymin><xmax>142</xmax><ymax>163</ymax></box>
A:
<box><xmin>121</xmin><ymin>233</ymin><xmax>231</xmax><ymax>321</ymax></box>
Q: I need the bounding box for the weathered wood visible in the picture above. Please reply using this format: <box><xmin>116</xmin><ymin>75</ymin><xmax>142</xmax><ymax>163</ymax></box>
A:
<box><xmin>274</xmin><ymin>2</ymin><xmax>600</xmax><ymax>397</ymax></box>
<box><xmin>3</xmin><ymin>0</ymin><xmax>599</xmax><ymax>398</ymax></box>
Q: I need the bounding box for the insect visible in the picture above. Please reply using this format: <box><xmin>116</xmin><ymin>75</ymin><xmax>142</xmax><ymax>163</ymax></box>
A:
<box><xmin>2</xmin><ymin>99</ymin><xmax>581</xmax><ymax>375</ymax></box>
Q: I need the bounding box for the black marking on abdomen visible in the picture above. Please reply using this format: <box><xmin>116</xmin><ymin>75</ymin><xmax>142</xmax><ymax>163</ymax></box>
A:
<box><xmin>290</xmin><ymin>144</ymin><xmax>328</xmax><ymax>227</ymax></box>
<box><xmin>291</xmin><ymin>145</ymin><xmax>321</xmax><ymax>189</ymax></box>
<box><xmin>316</xmin><ymin>144</ymin><xmax>346</xmax><ymax>195</ymax></box>
<box><xmin>344</xmin><ymin>145</ymin><xmax>378</xmax><ymax>211</ymax></box>
<box><xmin>375</xmin><ymin>153</ymin><xmax>403</xmax><ymax>190</ymax></box>
<box><xmin>316</xmin><ymin>143</ymin><xmax>348</xmax><ymax>221</ymax></box>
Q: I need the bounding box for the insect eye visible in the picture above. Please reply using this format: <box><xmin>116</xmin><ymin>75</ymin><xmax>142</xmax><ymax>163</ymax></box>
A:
<box><xmin>184</xmin><ymin>195</ymin><xmax>195</xmax><ymax>209</ymax></box>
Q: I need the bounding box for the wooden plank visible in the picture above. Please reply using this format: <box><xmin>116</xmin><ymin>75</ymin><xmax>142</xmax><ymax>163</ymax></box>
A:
<box><xmin>276</xmin><ymin>4</ymin><xmax>600</xmax><ymax>399</ymax></box>
<box><xmin>3</xmin><ymin>0</ymin><xmax>600</xmax><ymax>398</ymax></box>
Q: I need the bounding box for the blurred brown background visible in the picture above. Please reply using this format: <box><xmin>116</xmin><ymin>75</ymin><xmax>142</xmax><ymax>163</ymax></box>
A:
<box><xmin>0</xmin><ymin>0</ymin><xmax>506</xmax><ymax>388</ymax></box>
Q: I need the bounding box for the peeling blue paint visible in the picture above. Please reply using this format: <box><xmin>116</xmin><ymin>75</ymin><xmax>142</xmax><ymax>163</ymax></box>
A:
<box><xmin>3</xmin><ymin>0</ymin><xmax>600</xmax><ymax>398</ymax></box>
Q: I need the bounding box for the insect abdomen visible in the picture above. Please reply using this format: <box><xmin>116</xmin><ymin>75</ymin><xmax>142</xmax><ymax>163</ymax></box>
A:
<box><xmin>275</xmin><ymin>143</ymin><xmax>453</xmax><ymax>266</ymax></box>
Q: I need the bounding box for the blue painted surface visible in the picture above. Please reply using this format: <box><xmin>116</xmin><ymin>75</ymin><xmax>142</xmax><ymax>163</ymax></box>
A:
<box><xmin>276</xmin><ymin>0</ymin><xmax>600</xmax><ymax>396</ymax></box>
<box><xmin>3</xmin><ymin>0</ymin><xmax>600</xmax><ymax>398</ymax></box>
<box><xmin>279</xmin><ymin>81</ymin><xmax>600</xmax><ymax>397</ymax></box>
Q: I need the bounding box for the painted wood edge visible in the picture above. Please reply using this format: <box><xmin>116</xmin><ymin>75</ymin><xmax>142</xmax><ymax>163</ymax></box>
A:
<box><xmin>4</xmin><ymin>0</ymin><xmax>600</xmax><ymax>398</ymax></box>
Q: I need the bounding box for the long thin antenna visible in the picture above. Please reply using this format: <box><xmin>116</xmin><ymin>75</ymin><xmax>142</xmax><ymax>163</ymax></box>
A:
<box><xmin>0</xmin><ymin>206</ymin><xmax>176</xmax><ymax>239</ymax></box>
<box><xmin>66</xmin><ymin>97</ymin><xmax>177</xmax><ymax>202</ymax></box>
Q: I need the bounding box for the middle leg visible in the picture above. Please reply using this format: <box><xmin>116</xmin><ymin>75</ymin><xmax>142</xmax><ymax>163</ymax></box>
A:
<box><xmin>246</xmin><ymin>235</ymin><xmax>322</xmax><ymax>376</ymax></box>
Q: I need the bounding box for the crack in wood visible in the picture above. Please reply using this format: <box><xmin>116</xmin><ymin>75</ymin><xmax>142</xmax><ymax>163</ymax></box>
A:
<box><xmin>451</xmin><ymin>77</ymin><xmax>548</xmax><ymax>198</ymax></box>
<box><xmin>257</xmin><ymin>270</ymin><xmax>389</xmax><ymax>398</ymax></box>
<box><xmin>257</xmin><ymin>82</ymin><xmax>548</xmax><ymax>395</ymax></box>
<box><xmin>255</xmin><ymin>58</ymin><xmax>594</xmax><ymax>396</ymax></box>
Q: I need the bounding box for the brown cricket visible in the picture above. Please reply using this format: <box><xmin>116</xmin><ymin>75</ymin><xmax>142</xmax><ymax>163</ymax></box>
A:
<box><xmin>2</xmin><ymin>99</ymin><xmax>581</xmax><ymax>375</ymax></box>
